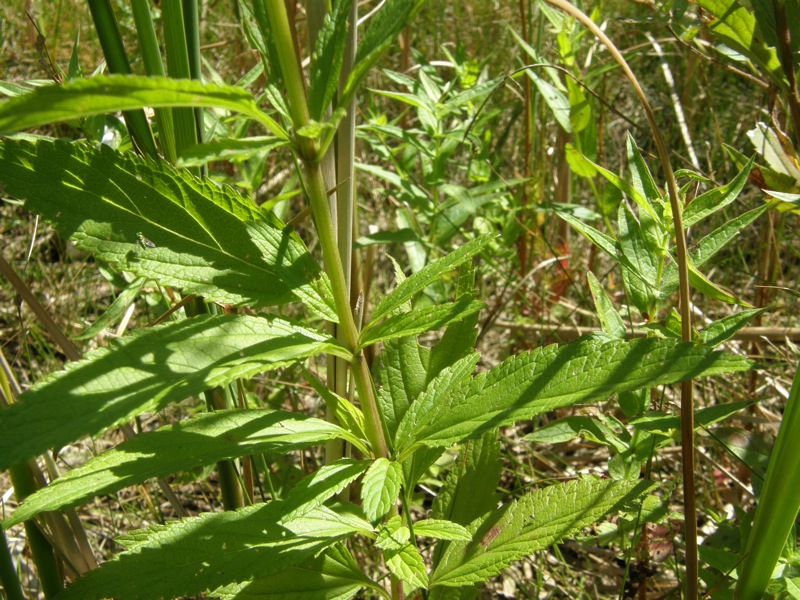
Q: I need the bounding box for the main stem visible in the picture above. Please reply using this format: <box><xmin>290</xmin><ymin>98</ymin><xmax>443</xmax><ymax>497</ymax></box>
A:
<box><xmin>264</xmin><ymin>0</ymin><xmax>388</xmax><ymax>459</ymax></box>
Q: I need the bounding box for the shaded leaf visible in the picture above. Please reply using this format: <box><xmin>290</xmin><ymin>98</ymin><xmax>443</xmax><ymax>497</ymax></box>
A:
<box><xmin>0</xmin><ymin>138</ymin><xmax>336</xmax><ymax>319</ymax></box>
<box><xmin>0</xmin><ymin>314</ymin><xmax>349</xmax><ymax>473</ymax></box>
<box><xmin>361</xmin><ymin>458</ymin><xmax>403</xmax><ymax>521</ymax></box>
<box><xmin>5</xmin><ymin>410</ymin><xmax>361</xmax><ymax>527</ymax></box>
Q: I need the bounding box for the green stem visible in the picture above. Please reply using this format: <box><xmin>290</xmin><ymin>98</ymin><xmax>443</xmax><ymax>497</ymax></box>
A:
<box><xmin>130</xmin><ymin>0</ymin><xmax>177</xmax><ymax>163</ymax></box>
<box><xmin>263</xmin><ymin>0</ymin><xmax>388</xmax><ymax>458</ymax></box>
<box><xmin>0</xmin><ymin>528</ymin><xmax>25</xmax><ymax>600</ymax></box>
<box><xmin>87</xmin><ymin>0</ymin><xmax>158</xmax><ymax>158</ymax></box>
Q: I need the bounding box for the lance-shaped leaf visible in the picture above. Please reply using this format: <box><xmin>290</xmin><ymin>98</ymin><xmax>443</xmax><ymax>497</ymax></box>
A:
<box><xmin>431</xmin><ymin>477</ymin><xmax>648</xmax><ymax>587</ymax></box>
<box><xmin>0</xmin><ymin>75</ymin><xmax>287</xmax><ymax>138</ymax></box>
<box><xmin>279</xmin><ymin>459</ymin><xmax>370</xmax><ymax>523</ymax></box>
<box><xmin>56</xmin><ymin>503</ymin><xmax>370</xmax><ymax>600</ymax></box>
<box><xmin>308</xmin><ymin>0</ymin><xmax>353</xmax><ymax>122</ymax></box>
<box><xmin>212</xmin><ymin>544</ymin><xmax>378</xmax><ymax>600</ymax></box>
<box><xmin>409</xmin><ymin>338</ymin><xmax>753</xmax><ymax>448</ymax></box>
<box><xmin>359</xmin><ymin>299</ymin><xmax>483</xmax><ymax>350</ymax></box>
<box><xmin>385</xmin><ymin>543</ymin><xmax>428</xmax><ymax>590</ymax></box>
<box><xmin>0</xmin><ymin>138</ymin><xmax>336</xmax><ymax>319</ymax></box>
<box><xmin>176</xmin><ymin>136</ymin><xmax>289</xmax><ymax>167</ymax></box>
<box><xmin>682</xmin><ymin>156</ymin><xmax>754</xmax><ymax>227</ymax></box>
<box><xmin>4</xmin><ymin>410</ymin><xmax>361</xmax><ymax>528</ymax></box>
<box><xmin>370</xmin><ymin>235</ymin><xmax>492</xmax><ymax>322</ymax></box>
<box><xmin>0</xmin><ymin>314</ymin><xmax>350</xmax><ymax>473</ymax></box>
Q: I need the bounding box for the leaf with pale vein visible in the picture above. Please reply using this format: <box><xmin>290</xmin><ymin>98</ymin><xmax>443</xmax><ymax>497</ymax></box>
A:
<box><xmin>361</xmin><ymin>458</ymin><xmax>403</xmax><ymax>521</ymax></box>
<box><xmin>4</xmin><ymin>410</ymin><xmax>359</xmax><ymax>527</ymax></box>
<box><xmin>431</xmin><ymin>478</ymin><xmax>645</xmax><ymax>587</ymax></box>
<box><xmin>385</xmin><ymin>544</ymin><xmax>428</xmax><ymax>590</ymax></box>
<box><xmin>0</xmin><ymin>314</ymin><xmax>349</xmax><ymax>473</ymax></box>
<box><xmin>212</xmin><ymin>544</ymin><xmax>375</xmax><ymax>600</ymax></box>
<box><xmin>413</xmin><ymin>338</ymin><xmax>753</xmax><ymax>448</ymax></box>
<box><xmin>371</xmin><ymin>235</ymin><xmax>492</xmax><ymax>322</ymax></box>
<box><xmin>0</xmin><ymin>138</ymin><xmax>336</xmax><ymax>319</ymax></box>
<box><xmin>0</xmin><ymin>75</ymin><xmax>286</xmax><ymax>138</ymax></box>
<box><xmin>279</xmin><ymin>460</ymin><xmax>370</xmax><ymax>524</ymax></box>
<box><xmin>57</xmin><ymin>504</ymin><xmax>369</xmax><ymax>600</ymax></box>
<box><xmin>359</xmin><ymin>300</ymin><xmax>483</xmax><ymax>349</ymax></box>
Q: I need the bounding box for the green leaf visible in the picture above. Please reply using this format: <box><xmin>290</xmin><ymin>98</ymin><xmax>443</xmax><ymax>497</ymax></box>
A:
<box><xmin>687</xmin><ymin>260</ymin><xmax>752</xmax><ymax>307</ymax></box>
<box><xmin>700</xmin><ymin>308</ymin><xmax>766</xmax><ymax>346</ymax></box>
<box><xmin>626</xmin><ymin>134</ymin><xmax>662</xmax><ymax>209</ymax></box>
<box><xmin>4</xmin><ymin>410</ymin><xmax>360</xmax><ymax>528</ymax></box>
<box><xmin>385</xmin><ymin>543</ymin><xmax>428</xmax><ymax>590</ymax></box>
<box><xmin>376</xmin><ymin>336</ymin><xmax>430</xmax><ymax>444</ymax></box>
<box><xmin>618</xmin><ymin>203</ymin><xmax>658</xmax><ymax>316</ymax></box>
<box><xmin>431</xmin><ymin>433</ymin><xmax>502</xmax><ymax>528</ymax></box>
<box><xmin>303</xmin><ymin>368</ymin><xmax>367</xmax><ymax>446</ymax></box>
<box><xmin>371</xmin><ymin>235</ymin><xmax>492</xmax><ymax>322</ymax></box>
<box><xmin>525</xmin><ymin>69</ymin><xmax>571</xmax><ymax>132</ymax></box>
<box><xmin>661</xmin><ymin>205</ymin><xmax>768</xmax><ymax>293</ymax></box>
<box><xmin>361</xmin><ymin>458</ymin><xmax>403</xmax><ymax>521</ymax></box>
<box><xmin>630</xmin><ymin>399</ymin><xmax>755</xmax><ymax>436</ymax></box>
<box><xmin>375</xmin><ymin>516</ymin><xmax>411</xmax><ymax>550</ymax></box>
<box><xmin>308</xmin><ymin>0</ymin><xmax>353</xmax><ymax>122</ymax></box>
<box><xmin>213</xmin><ymin>544</ymin><xmax>375</xmax><ymax>600</ymax></box>
<box><xmin>682</xmin><ymin>156</ymin><xmax>754</xmax><ymax>227</ymax></box>
<box><xmin>395</xmin><ymin>353</ymin><xmax>480</xmax><ymax>455</ymax></box>
<box><xmin>431</xmin><ymin>477</ymin><xmax>647</xmax><ymax>587</ymax></box>
<box><xmin>73</xmin><ymin>276</ymin><xmax>145</xmax><ymax>340</ymax></box>
<box><xmin>697</xmin><ymin>0</ymin><xmax>788</xmax><ymax>88</ymax></box>
<box><xmin>359</xmin><ymin>299</ymin><xmax>483</xmax><ymax>350</ymax></box>
<box><xmin>341</xmin><ymin>0</ymin><xmax>427</xmax><ymax>107</ymax></box>
<box><xmin>586</xmin><ymin>272</ymin><xmax>625</xmax><ymax>338</ymax></box>
<box><xmin>427</xmin><ymin>264</ymin><xmax>480</xmax><ymax>381</ymax></box>
<box><xmin>0</xmin><ymin>314</ymin><xmax>349</xmax><ymax>473</ymax></box>
<box><xmin>0</xmin><ymin>138</ymin><xmax>336</xmax><ymax>319</ymax></box>
<box><xmin>411</xmin><ymin>338</ymin><xmax>754</xmax><ymax>448</ymax></box>
<box><xmin>0</xmin><ymin>75</ymin><xmax>287</xmax><ymax>138</ymax></box>
<box><xmin>414</xmin><ymin>520</ymin><xmax>472</xmax><ymax>542</ymax></box>
<box><xmin>57</xmin><ymin>504</ymin><xmax>369</xmax><ymax>600</ymax></box>
<box><xmin>176</xmin><ymin>136</ymin><xmax>289</xmax><ymax>167</ymax></box>
<box><xmin>280</xmin><ymin>459</ymin><xmax>370</xmax><ymax>523</ymax></box>
<box><xmin>555</xmin><ymin>210</ymin><xmax>620</xmax><ymax>259</ymax></box>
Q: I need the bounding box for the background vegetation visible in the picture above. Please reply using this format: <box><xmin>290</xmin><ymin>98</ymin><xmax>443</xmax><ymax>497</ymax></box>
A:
<box><xmin>0</xmin><ymin>0</ymin><xmax>798</xmax><ymax>598</ymax></box>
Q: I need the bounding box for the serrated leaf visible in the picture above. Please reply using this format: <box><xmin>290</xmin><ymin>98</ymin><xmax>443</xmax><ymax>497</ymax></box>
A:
<box><xmin>213</xmin><ymin>544</ymin><xmax>372</xmax><ymax>600</ymax></box>
<box><xmin>385</xmin><ymin>543</ymin><xmax>428</xmax><ymax>590</ymax></box>
<box><xmin>359</xmin><ymin>299</ymin><xmax>483</xmax><ymax>349</ymax></box>
<box><xmin>280</xmin><ymin>460</ymin><xmax>370</xmax><ymax>524</ymax></box>
<box><xmin>176</xmin><ymin>136</ymin><xmax>289</xmax><ymax>167</ymax></box>
<box><xmin>303</xmin><ymin>368</ymin><xmax>367</xmax><ymax>447</ymax></box>
<box><xmin>700</xmin><ymin>308</ymin><xmax>766</xmax><ymax>346</ymax></box>
<box><xmin>361</xmin><ymin>458</ymin><xmax>403</xmax><ymax>521</ymax></box>
<box><xmin>340</xmin><ymin>0</ymin><xmax>427</xmax><ymax>107</ymax></box>
<box><xmin>618</xmin><ymin>203</ymin><xmax>658</xmax><ymax>316</ymax></box>
<box><xmin>414</xmin><ymin>519</ymin><xmax>471</xmax><ymax>542</ymax></box>
<box><xmin>56</xmin><ymin>504</ymin><xmax>367</xmax><ymax>600</ymax></box>
<box><xmin>587</xmin><ymin>272</ymin><xmax>625</xmax><ymax>338</ymax></box>
<box><xmin>371</xmin><ymin>235</ymin><xmax>492</xmax><ymax>322</ymax></box>
<box><xmin>630</xmin><ymin>399</ymin><xmax>756</xmax><ymax>435</ymax></box>
<box><xmin>411</xmin><ymin>338</ymin><xmax>754</xmax><ymax>448</ymax></box>
<box><xmin>687</xmin><ymin>260</ymin><xmax>752</xmax><ymax>306</ymax></box>
<box><xmin>376</xmin><ymin>336</ymin><xmax>430</xmax><ymax>444</ymax></box>
<box><xmin>0</xmin><ymin>75</ymin><xmax>287</xmax><ymax>138</ymax></box>
<box><xmin>4</xmin><ymin>410</ymin><xmax>360</xmax><ymax>528</ymax></box>
<box><xmin>427</xmin><ymin>264</ymin><xmax>479</xmax><ymax>381</ymax></box>
<box><xmin>0</xmin><ymin>138</ymin><xmax>336</xmax><ymax>319</ymax></box>
<box><xmin>375</xmin><ymin>516</ymin><xmax>410</xmax><ymax>550</ymax></box>
<box><xmin>626</xmin><ymin>134</ymin><xmax>662</xmax><ymax>209</ymax></box>
<box><xmin>661</xmin><ymin>205</ymin><xmax>768</xmax><ymax>293</ymax></box>
<box><xmin>395</xmin><ymin>353</ymin><xmax>480</xmax><ymax>455</ymax></box>
<box><xmin>431</xmin><ymin>478</ymin><xmax>647</xmax><ymax>587</ymax></box>
<box><xmin>682</xmin><ymin>156</ymin><xmax>754</xmax><ymax>227</ymax></box>
<box><xmin>308</xmin><ymin>0</ymin><xmax>353</xmax><ymax>121</ymax></box>
<box><xmin>0</xmin><ymin>314</ymin><xmax>349</xmax><ymax>473</ymax></box>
